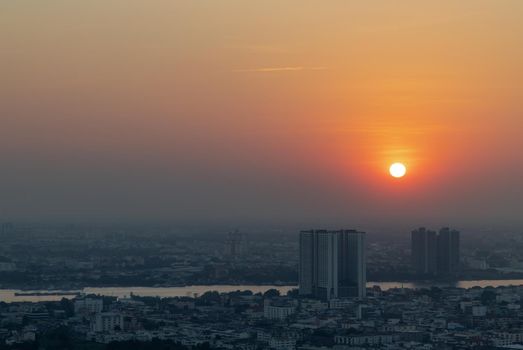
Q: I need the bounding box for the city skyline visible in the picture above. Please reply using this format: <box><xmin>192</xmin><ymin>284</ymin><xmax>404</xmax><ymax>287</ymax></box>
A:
<box><xmin>2</xmin><ymin>2</ymin><xmax>523</xmax><ymax>349</ymax></box>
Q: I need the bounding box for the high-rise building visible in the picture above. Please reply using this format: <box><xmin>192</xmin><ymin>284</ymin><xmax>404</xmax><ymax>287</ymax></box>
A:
<box><xmin>225</xmin><ymin>229</ymin><xmax>246</xmax><ymax>260</ymax></box>
<box><xmin>437</xmin><ymin>227</ymin><xmax>460</xmax><ymax>274</ymax></box>
<box><xmin>0</xmin><ymin>222</ymin><xmax>14</xmax><ymax>236</ymax></box>
<box><xmin>299</xmin><ymin>231</ymin><xmax>314</xmax><ymax>296</ymax></box>
<box><xmin>411</xmin><ymin>227</ymin><xmax>460</xmax><ymax>276</ymax></box>
<box><xmin>411</xmin><ymin>227</ymin><xmax>437</xmax><ymax>275</ymax></box>
<box><xmin>299</xmin><ymin>229</ymin><xmax>366</xmax><ymax>300</ymax></box>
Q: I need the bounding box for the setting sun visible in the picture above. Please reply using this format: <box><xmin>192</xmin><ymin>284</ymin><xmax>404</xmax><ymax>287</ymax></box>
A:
<box><xmin>389</xmin><ymin>163</ymin><xmax>407</xmax><ymax>178</ymax></box>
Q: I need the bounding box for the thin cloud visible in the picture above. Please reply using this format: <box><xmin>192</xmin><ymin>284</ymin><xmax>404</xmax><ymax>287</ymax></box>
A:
<box><xmin>233</xmin><ymin>66</ymin><xmax>328</xmax><ymax>73</ymax></box>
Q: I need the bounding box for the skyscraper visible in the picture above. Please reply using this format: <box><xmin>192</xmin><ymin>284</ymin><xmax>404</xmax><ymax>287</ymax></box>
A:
<box><xmin>299</xmin><ymin>231</ymin><xmax>314</xmax><ymax>296</ymax></box>
<box><xmin>437</xmin><ymin>227</ymin><xmax>460</xmax><ymax>274</ymax></box>
<box><xmin>411</xmin><ymin>227</ymin><xmax>460</xmax><ymax>276</ymax></box>
<box><xmin>411</xmin><ymin>227</ymin><xmax>437</xmax><ymax>275</ymax></box>
<box><xmin>299</xmin><ymin>230</ymin><xmax>366</xmax><ymax>300</ymax></box>
<box><xmin>225</xmin><ymin>229</ymin><xmax>246</xmax><ymax>261</ymax></box>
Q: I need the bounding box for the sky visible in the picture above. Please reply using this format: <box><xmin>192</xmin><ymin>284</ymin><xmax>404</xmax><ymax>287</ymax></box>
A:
<box><xmin>1</xmin><ymin>1</ymin><xmax>523</xmax><ymax>228</ymax></box>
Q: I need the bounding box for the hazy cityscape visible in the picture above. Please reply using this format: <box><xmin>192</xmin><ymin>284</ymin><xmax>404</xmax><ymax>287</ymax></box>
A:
<box><xmin>3</xmin><ymin>0</ymin><xmax>523</xmax><ymax>349</ymax></box>
<box><xmin>1</xmin><ymin>223</ymin><xmax>523</xmax><ymax>348</ymax></box>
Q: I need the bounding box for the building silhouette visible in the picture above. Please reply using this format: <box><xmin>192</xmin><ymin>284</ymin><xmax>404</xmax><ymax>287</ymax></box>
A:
<box><xmin>411</xmin><ymin>227</ymin><xmax>460</xmax><ymax>276</ymax></box>
<box><xmin>225</xmin><ymin>229</ymin><xmax>246</xmax><ymax>261</ymax></box>
<box><xmin>411</xmin><ymin>227</ymin><xmax>437</xmax><ymax>275</ymax></box>
<box><xmin>437</xmin><ymin>227</ymin><xmax>460</xmax><ymax>274</ymax></box>
<box><xmin>299</xmin><ymin>229</ymin><xmax>366</xmax><ymax>300</ymax></box>
<box><xmin>1</xmin><ymin>222</ymin><xmax>14</xmax><ymax>235</ymax></box>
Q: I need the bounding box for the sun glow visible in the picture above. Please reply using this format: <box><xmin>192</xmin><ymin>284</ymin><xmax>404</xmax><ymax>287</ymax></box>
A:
<box><xmin>389</xmin><ymin>162</ymin><xmax>407</xmax><ymax>178</ymax></box>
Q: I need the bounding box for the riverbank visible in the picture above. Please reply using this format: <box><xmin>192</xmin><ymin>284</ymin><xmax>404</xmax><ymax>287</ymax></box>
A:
<box><xmin>4</xmin><ymin>270</ymin><xmax>523</xmax><ymax>291</ymax></box>
<box><xmin>3</xmin><ymin>279</ymin><xmax>523</xmax><ymax>303</ymax></box>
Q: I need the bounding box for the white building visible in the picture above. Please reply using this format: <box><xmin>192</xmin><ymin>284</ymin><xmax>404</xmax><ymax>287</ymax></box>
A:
<box><xmin>75</xmin><ymin>298</ymin><xmax>103</xmax><ymax>315</ymax></box>
<box><xmin>91</xmin><ymin>313</ymin><xmax>124</xmax><ymax>333</ymax></box>
<box><xmin>335</xmin><ymin>333</ymin><xmax>398</xmax><ymax>346</ymax></box>
<box><xmin>491</xmin><ymin>330</ymin><xmax>523</xmax><ymax>347</ymax></box>
<box><xmin>264</xmin><ymin>300</ymin><xmax>295</xmax><ymax>320</ymax></box>
<box><xmin>269</xmin><ymin>337</ymin><xmax>296</xmax><ymax>350</ymax></box>
<box><xmin>472</xmin><ymin>305</ymin><xmax>487</xmax><ymax>317</ymax></box>
<box><xmin>496</xmin><ymin>293</ymin><xmax>520</xmax><ymax>304</ymax></box>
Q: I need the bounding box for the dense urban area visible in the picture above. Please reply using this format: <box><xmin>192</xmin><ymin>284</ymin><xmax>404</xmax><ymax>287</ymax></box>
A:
<box><xmin>2</xmin><ymin>223</ymin><xmax>523</xmax><ymax>349</ymax></box>
<box><xmin>1</xmin><ymin>224</ymin><xmax>523</xmax><ymax>290</ymax></box>
<box><xmin>4</xmin><ymin>282</ymin><xmax>523</xmax><ymax>350</ymax></box>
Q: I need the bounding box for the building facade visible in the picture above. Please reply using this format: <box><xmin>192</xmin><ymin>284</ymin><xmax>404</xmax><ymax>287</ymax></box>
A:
<box><xmin>437</xmin><ymin>227</ymin><xmax>460</xmax><ymax>274</ymax></box>
<box><xmin>411</xmin><ymin>227</ymin><xmax>438</xmax><ymax>275</ymax></box>
<box><xmin>299</xmin><ymin>230</ymin><xmax>366</xmax><ymax>300</ymax></box>
<box><xmin>411</xmin><ymin>227</ymin><xmax>460</xmax><ymax>276</ymax></box>
<box><xmin>74</xmin><ymin>297</ymin><xmax>103</xmax><ymax>315</ymax></box>
<box><xmin>90</xmin><ymin>313</ymin><xmax>124</xmax><ymax>333</ymax></box>
<box><xmin>263</xmin><ymin>299</ymin><xmax>296</xmax><ymax>320</ymax></box>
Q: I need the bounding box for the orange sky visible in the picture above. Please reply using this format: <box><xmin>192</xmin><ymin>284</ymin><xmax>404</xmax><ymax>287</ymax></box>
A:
<box><xmin>1</xmin><ymin>1</ymin><xmax>522</xmax><ymax>226</ymax></box>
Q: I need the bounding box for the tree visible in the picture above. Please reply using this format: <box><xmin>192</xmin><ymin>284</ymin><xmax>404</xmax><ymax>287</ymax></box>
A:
<box><xmin>198</xmin><ymin>291</ymin><xmax>221</xmax><ymax>304</ymax></box>
<box><xmin>38</xmin><ymin>327</ymin><xmax>74</xmax><ymax>350</ymax></box>
<box><xmin>60</xmin><ymin>298</ymin><xmax>75</xmax><ymax>317</ymax></box>
<box><xmin>481</xmin><ymin>290</ymin><xmax>496</xmax><ymax>305</ymax></box>
<box><xmin>263</xmin><ymin>289</ymin><xmax>280</xmax><ymax>298</ymax></box>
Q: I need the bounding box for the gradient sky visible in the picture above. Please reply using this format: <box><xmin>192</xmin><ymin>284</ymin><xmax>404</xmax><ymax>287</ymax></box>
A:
<box><xmin>1</xmin><ymin>1</ymin><xmax>523</xmax><ymax>227</ymax></box>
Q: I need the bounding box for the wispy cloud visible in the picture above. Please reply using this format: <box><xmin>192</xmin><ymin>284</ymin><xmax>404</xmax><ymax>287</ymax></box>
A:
<box><xmin>233</xmin><ymin>66</ymin><xmax>328</xmax><ymax>73</ymax></box>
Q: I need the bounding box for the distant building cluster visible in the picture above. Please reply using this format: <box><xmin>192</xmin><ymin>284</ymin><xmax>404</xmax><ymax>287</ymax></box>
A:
<box><xmin>299</xmin><ymin>229</ymin><xmax>366</xmax><ymax>300</ymax></box>
<box><xmin>411</xmin><ymin>227</ymin><xmax>460</xmax><ymax>276</ymax></box>
<box><xmin>225</xmin><ymin>229</ymin><xmax>247</xmax><ymax>261</ymax></box>
<box><xmin>0</xmin><ymin>222</ymin><xmax>13</xmax><ymax>236</ymax></box>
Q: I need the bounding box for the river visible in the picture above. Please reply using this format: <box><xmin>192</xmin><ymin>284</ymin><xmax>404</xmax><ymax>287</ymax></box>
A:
<box><xmin>2</xmin><ymin>280</ymin><xmax>523</xmax><ymax>303</ymax></box>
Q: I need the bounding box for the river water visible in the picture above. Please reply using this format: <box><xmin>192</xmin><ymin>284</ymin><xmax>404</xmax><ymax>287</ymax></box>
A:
<box><xmin>2</xmin><ymin>280</ymin><xmax>523</xmax><ymax>303</ymax></box>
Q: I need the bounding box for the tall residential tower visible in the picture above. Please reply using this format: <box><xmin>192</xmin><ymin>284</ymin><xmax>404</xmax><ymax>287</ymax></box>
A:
<box><xmin>437</xmin><ymin>227</ymin><xmax>460</xmax><ymax>274</ymax></box>
<box><xmin>411</xmin><ymin>227</ymin><xmax>438</xmax><ymax>275</ymax></box>
<box><xmin>411</xmin><ymin>227</ymin><xmax>460</xmax><ymax>276</ymax></box>
<box><xmin>299</xmin><ymin>230</ymin><xmax>366</xmax><ymax>300</ymax></box>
